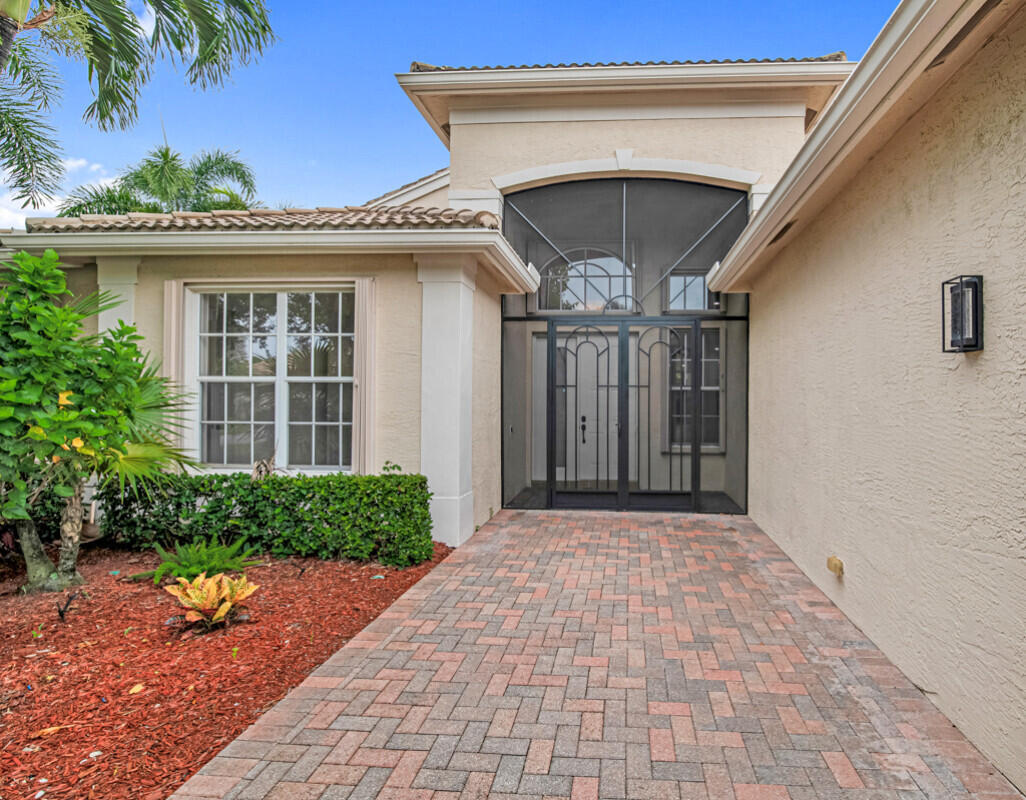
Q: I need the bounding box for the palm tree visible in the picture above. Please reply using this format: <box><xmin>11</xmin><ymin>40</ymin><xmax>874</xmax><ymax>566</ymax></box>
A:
<box><xmin>59</xmin><ymin>144</ymin><xmax>259</xmax><ymax>216</ymax></box>
<box><xmin>0</xmin><ymin>0</ymin><xmax>273</xmax><ymax>207</ymax></box>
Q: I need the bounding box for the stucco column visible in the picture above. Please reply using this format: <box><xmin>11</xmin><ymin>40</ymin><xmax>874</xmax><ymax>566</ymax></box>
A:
<box><xmin>95</xmin><ymin>256</ymin><xmax>140</xmax><ymax>331</ymax></box>
<box><xmin>416</xmin><ymin>254</ymin><xmax>477</xmax><ymax>547</ymax></box>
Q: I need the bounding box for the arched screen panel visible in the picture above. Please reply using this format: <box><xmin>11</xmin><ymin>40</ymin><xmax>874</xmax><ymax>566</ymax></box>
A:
<box><xmin>501</xmin><ymin>178</ymin><xmax>748</xmax><ymax>514</ymax></box>
<box><xmin>503</xmin><ymin>178</ymin><xmax>748</xmax><ymax>314</ymax></box>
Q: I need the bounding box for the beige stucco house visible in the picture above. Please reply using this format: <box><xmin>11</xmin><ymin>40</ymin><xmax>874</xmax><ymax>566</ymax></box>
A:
<box><xmin>0</xmin><ymin>47</ymin><xmax>856</xmax><ymax>542</ymax></box>
<box><xmin>2</xmin><ymin>0</ymin><xmax>1024</xmax><ymax>787</ymax></box>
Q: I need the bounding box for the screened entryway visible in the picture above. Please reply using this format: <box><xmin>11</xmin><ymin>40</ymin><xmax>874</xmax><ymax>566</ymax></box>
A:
<box><xmin>501</xmin><ymin>178</ymin><xmax>749</xmax><ymax>512</ymax></box>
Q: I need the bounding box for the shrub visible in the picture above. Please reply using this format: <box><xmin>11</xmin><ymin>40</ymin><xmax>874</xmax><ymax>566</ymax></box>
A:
<box><xmin>165</xmin><ymin>572</ymin><xmax>259</xmax><ymax>630</ymax></box>
<box><xmin>97</xmin><ymin>471</ymin><xmax>434</xmax><ymax>567</ymax></box>
<box><xmin>132</xmin><ymin>534</ymin><xmax>261</xmax><ymax>585</ymax></box>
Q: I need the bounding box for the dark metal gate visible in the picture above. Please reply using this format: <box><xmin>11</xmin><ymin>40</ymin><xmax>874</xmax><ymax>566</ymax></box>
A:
<box><xmin>546</xmin><ymin>317</ymin><xmax>705</xmax><ymax>511</ymax></box>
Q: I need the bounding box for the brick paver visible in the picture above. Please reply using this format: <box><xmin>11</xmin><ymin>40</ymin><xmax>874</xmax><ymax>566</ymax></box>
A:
<box><xmin>170</xmin><ymin>511</ymin><xmax>1022</xmax><ymax>800</ymax></box>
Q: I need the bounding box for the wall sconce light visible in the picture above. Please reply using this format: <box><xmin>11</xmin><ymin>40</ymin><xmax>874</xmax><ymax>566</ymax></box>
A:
<box><xmin>942</xmin><ymin>275</ymin><xmax>983</xmax><ymax>352</ymax></box>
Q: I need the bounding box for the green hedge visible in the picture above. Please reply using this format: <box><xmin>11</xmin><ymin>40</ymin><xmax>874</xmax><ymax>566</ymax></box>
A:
<box><xmin>96</xmin><ymin>472</ymin><xmax>434</xmax><ymax>566</ymax></box>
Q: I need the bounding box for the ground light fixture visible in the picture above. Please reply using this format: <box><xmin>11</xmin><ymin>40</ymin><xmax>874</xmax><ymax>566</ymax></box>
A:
<box><xmin>942</xmin><ymin>275</ymin><xmax>983</xmax><ymax>352</ymax></box>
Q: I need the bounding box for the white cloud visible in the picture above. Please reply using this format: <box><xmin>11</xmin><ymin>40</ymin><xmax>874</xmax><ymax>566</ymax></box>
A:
<box><xmin>0</xmin><ymin>190</ymin><xmax>61</xmax><ymax>231</ymax></box>
<box><xmin>0</xmin><ymin>162</ymin><xmax>116</xmax><ymax>230</ymax></box>
<box><xmin>133</xmin><ymin>2</ymin><xmax>156</xmax><ymax>37</ymax></box>
<box><xmin>62</xmin><ymin>157</ymin><xmax>105</xmax><ymax>175</ymax></box>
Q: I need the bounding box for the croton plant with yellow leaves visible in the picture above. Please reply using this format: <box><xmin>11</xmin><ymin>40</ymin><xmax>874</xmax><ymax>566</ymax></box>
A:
<box><xmin>166</xmin><ymin>572</ymin><xmax>260</xmax><ymax>631</ymax></box>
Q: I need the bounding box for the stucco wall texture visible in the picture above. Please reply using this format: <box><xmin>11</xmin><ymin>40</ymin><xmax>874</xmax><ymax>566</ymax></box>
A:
<box><xmin>450</xmin><ymin>114</ymin><xmax>805</xmax><ymax>191</ymax></box>
<box><xmin>409</xmin><ymin>185</ymin><xmax>450</xmax><ymax>209</ymax></box>
<box><xmin>746</xmin><ymin>9</ymin><xmax>1026</xmax><ymax>789</ymax></box>
<box><xmin>472</xmin><ymin>270</ymin><xmax>502</xmax><ymax>527</ymax></box>
<box><xmin>135</xmin><ymin>253</ymin><xmax>423</xmax><ymax>474</ymax></box>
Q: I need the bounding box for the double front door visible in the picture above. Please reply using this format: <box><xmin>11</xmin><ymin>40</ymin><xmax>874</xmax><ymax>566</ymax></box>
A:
<box><xmin>530</xmin><ymin>318</ymin><xmax>707</xmax><ymax>511</ymax></box>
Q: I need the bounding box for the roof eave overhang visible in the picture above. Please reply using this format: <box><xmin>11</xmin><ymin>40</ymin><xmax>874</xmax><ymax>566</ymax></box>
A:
<box><xmin>398</xmin><ymin>62</ymin><xmax>857</xmax><ymax>146</ymax></box>
<box><xmin>0</xmin><ymin>227</ymin><xmax>540</xmax><ymax>294</ymax></box>
<box><xmin>709</xmin><ymin>0</ymin><xmax>1024</xmax><ymax>293</ymax></box>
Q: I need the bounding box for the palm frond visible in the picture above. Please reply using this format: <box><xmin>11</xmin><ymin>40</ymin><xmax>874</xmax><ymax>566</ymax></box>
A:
<box><xmin>190</xmin><ymin>148</ymin><xmax>256</xmax><ymax>195</ymax></box>
<box><xmin>102</xmin><ymin>440</ymin><xmax>192</xmax><ymax>494</ymax></box>
<box><xmin>5</xmin><ymin>39</ymin><xmax>63</xmax><ymax>112</ymax></box>
<box><xmin>64</xmin><ymin>288</ymin><xmax>131</xmax><ymax>323</ymax></box>
<box><xmin>121</xmin><ymin>144</ymin><xmax>193</xmax><ymax>209</ymax></box>
<box><xmin>126</xmin><ymin>363</ymin><xmax>192</xmax><ymax>441</ymax></box>
<box><xmin>146</xmin><ymin>0</ymin><xmax>274</xmax><ymax>89</ymax></box>
<box><xmin>60</xmin><ymin>0</ymin><xmax>150</xmax><ymax>130</ymax></box>
<box><xmin>58</xmin><ymin>180</ymin><xmax>154</xmax><ymax>215</ymax></box>
<box><xmin>50</xmin><ymin>0</ymin><xmax>274</xmax><ymax>130</ymax></box>
<box><xmin>0</xmin><ymin>83</ymin><xmax>64</xmax><ymax>207</ymax></box>
<box><xmin>192</xmin><ymin>184</ymin><xmax>253</xmax><ymax>211</ymax></box>
<box><xmin>35</xmin><ymin>3</ymin><xmax>93</xmax><ymax>62</ymax></box>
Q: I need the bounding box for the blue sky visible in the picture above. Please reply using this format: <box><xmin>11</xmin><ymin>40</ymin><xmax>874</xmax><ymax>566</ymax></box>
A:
<box><xmin>2</xmin><ymin>0</ymin><xmax>900</xmax><ymax>226</ymax></box>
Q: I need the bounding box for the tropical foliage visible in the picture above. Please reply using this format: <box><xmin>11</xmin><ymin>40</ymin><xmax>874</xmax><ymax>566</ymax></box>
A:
<box><xmin>132</xmin><ymin>533</ymin><xmax>261</xmax><ymax>585</ymax></box>
<box><xmin>165</xmin><ymin>572</ymin><xmax>259</xmax><ymax>630</ymax></box>
<box><xmin>0</xmin><ymin>0</ymin><xmax>274</xmax><ymax>207</ymax></box>
<box><xmin>0</xmin><ymin>249</ymin><xmax>191</xmax><ymax>592</ymax></box>
<box><xmin>59</xmin><ymin>144</ymin><xmax>259</xmax><ymax>215</ymax></box>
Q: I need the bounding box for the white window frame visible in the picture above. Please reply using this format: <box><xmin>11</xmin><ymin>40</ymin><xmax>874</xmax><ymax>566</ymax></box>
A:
<box><xmin>663</xmin><ymin>322</ymin><xmax>726</xmax><ymax>454</ymax></box>
<box><xmin>663</xmin><ymin>269</ymin><xmax>722</xmax><ymax>313</ymax></box>
<box><xmin>176</xmin><ymin>278</ymin><xmax>373</xmax><ymax>474</ymax></box>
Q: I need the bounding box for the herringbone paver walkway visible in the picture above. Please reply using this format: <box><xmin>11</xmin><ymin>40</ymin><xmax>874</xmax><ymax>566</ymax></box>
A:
<box><xmin>170</xmin><ymin>511</ymin><xmax>1022</xmax><ymax>800</ymax></box>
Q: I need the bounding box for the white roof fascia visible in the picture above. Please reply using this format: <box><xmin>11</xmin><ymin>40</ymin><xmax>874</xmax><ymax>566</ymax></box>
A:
<box><xmin>708</xmin><ymin>0</ymin><xmax>1014</xmax><ymax>292</ymax></box>
<box><xmin>0</xmin><ymin>227</ymin><xmax>539</xmax><ymax>294</ymax></box>
<box><xmin>398</xmin><ymin>61</ymin><xmax>857</xmax><ymax>146</ymax></box>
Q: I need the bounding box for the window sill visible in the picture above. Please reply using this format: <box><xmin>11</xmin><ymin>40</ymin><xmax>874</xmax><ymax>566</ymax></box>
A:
<box><xmin>190</xmin><ymin>465</ymin><xmax>353</xmax><ymax>475</ymax></box>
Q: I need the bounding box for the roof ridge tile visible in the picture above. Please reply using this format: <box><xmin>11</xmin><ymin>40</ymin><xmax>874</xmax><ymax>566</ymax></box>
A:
<box><xmin>15</xmin><ymin>204</ymin><xmax>500</xmax><ymax>234</ymax></box>
<box><xmin>409</xmin><ymin>52</ymin><xmax>849</xmax><ymax>72</ymax></box>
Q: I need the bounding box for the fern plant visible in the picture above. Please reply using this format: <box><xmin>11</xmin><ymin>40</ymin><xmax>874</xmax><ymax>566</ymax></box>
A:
<box><xmin>131</xmin><ymin>534</ymin><xmax>261</xmax><ymax>585</ymax></box>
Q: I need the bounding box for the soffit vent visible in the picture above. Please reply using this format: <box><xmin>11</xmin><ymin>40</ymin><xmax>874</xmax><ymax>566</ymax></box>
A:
<box><xmin>768</xmin><ymin>220</ymin><xmax>796</xmax><ymax>245</ymax></box>
<box><xmin>927</xmin><ymin>0</ymin><xmax>1002</xmax><ymax>69</ymax></box>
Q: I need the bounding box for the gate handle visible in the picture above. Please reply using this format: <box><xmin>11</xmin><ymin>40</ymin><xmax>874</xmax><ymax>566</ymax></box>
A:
<box><xmin>580</xmin><ymin>415</ymin><xmax>587</xmax><ymax>444</ymax></box>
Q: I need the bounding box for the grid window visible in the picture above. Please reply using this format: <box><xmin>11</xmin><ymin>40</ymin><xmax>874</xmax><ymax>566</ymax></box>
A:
<box><xmin>539</xmin><ymin>247</ymin><xmax>633</xmax><ymax>311</ymax></box>
<box><xmin>198</xmin><ymin>290</ymin><xmax>355</xmax><ymax>469</ymax></box>
<box><xmin>668</xmin><ymin>328</ymin><xmax>722</xmax><ymax>447</ymax></box>
<box><xmin>667</xmin><ymin>272</ymin><xmax>721</xmax><ymax>311</ymax></box>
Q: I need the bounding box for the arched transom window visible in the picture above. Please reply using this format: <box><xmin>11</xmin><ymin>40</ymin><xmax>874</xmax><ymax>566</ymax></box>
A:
<box><xmin>503</xmin><ymin>178</ymin><xmax>748</xmax><ymax>313</ymax></box>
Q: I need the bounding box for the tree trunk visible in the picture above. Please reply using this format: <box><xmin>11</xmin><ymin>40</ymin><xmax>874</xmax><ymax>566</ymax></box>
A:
<box><xmin>16</xmin><ymin>517</ymin><xmax>61</xmax><ymax>594</ymax></box>
<box><xmin>0</xmin><ymin>13</ymin><xmax>19</xmax><ymax>75</ymax></box>
<box><xmin>56</xmin><ymin>481</ymin><xmax>85</xmax><ymax>587</ymax></box>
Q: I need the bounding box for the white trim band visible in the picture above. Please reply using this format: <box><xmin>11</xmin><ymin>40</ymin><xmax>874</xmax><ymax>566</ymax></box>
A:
<box><xmin>491</xmin><ymin>155</ymin><xmax>762</xmax><ymax>192</ymax></box>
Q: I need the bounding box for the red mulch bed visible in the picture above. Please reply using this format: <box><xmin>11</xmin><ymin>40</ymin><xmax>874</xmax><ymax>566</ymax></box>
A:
<box><xmin>0</xmin><ymin>542</ymin><xmax>451</xmax><ymax>800</ymax></box>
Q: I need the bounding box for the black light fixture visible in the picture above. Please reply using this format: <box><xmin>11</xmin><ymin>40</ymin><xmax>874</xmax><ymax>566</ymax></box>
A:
<box><xmin>942</xmin><ymin>275</ymin><xmax>983</xmax><ymax>352</ymax></box>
